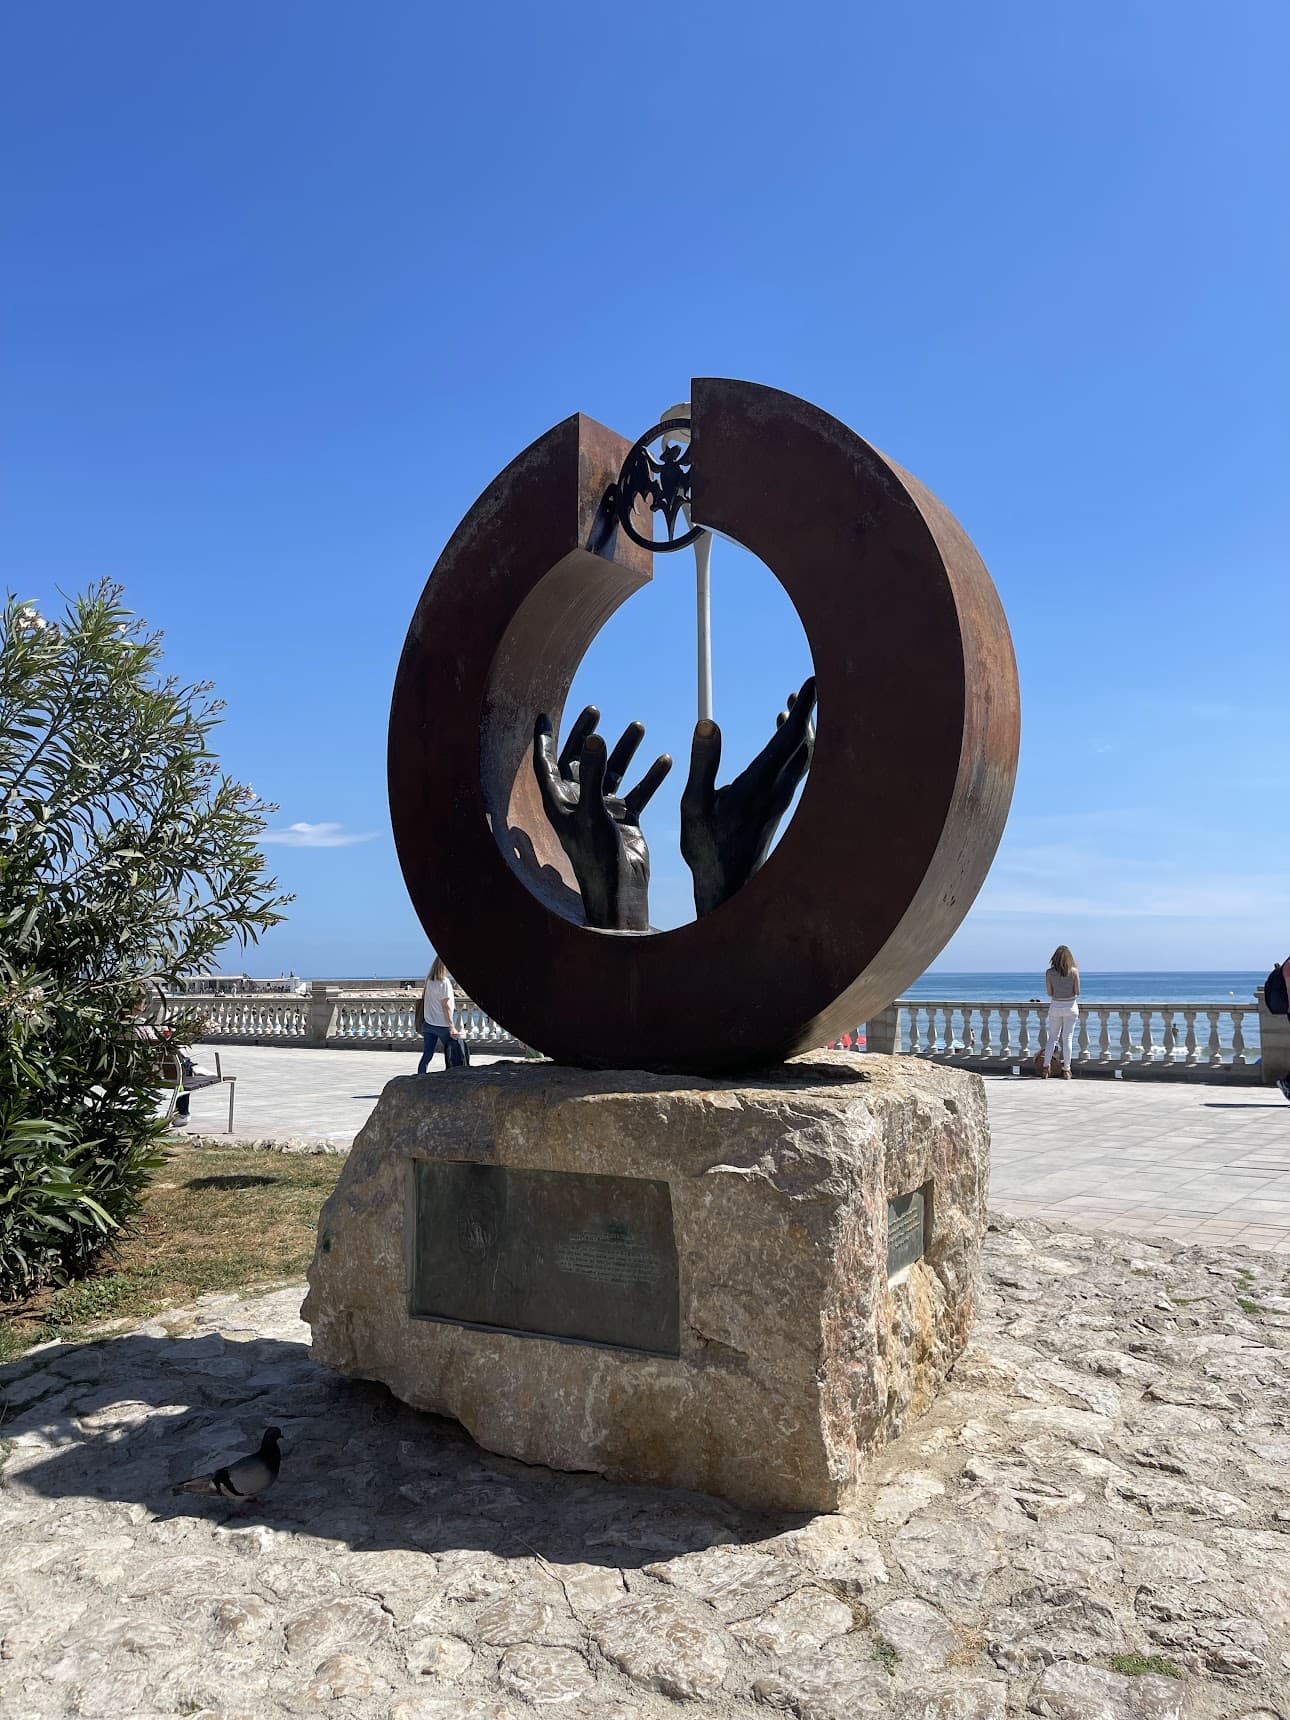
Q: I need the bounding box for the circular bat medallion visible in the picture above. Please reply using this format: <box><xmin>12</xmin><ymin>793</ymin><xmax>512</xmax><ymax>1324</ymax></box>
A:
<box><xmin>613</xmin><ymin>417</ymin><xmax>704</xmax><ymax>553</ymax></box>
<box><xmin>389</xmin><ymin>379</ymin><xmax>1019</xmax><ymax>1073</ymax></box>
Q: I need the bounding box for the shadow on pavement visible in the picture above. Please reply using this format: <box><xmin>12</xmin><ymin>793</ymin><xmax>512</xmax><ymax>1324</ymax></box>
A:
<box><xmin>1201</xmin><ymin>1102</ymin><xmax>1287</xmax><ymax>1110</ymax></box>
<box><xmin>2</xmin><ymin>1329</ymin><xmax>786</xmax><ymax>1567</ymax></box>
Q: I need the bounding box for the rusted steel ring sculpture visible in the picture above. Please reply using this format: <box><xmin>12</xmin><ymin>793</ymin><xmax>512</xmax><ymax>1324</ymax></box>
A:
<box><xmin>389</xmin><ymin>378</ymin><xmax>1019</xmax><ymax>1073</ymax></box>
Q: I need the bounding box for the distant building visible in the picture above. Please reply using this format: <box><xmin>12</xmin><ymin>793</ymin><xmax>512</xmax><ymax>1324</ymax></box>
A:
<box><xmin>173</xmin><ymin>973</ymin><xmax>307</xmax><ymax>995</ymax></box>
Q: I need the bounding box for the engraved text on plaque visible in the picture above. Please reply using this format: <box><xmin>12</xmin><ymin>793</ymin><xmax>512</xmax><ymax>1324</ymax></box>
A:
<box><xmin>887</xmin><ymin>1187</ymin><xmax>928</xmax><ymax>1281</ymax></box>
<box><xmin>412</xmin><ymin>1160</ymin><xmax>680</xmax><ymax>1354</ymax></box>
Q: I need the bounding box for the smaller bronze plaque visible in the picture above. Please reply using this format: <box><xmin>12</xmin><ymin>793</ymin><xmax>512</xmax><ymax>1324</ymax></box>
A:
<box><xmin>887</xmin><ymin>1188</ymin><xmax>927</xmax><ymax>1280</ymax></box>
<box><xmin>412</xmin><ymin>1160</ymin><xmax>680</xmax><ymax>1355</ymax></box>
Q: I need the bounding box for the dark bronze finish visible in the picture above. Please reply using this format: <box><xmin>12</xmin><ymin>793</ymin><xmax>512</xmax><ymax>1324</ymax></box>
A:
<box><xmin>532</xmin><ymin>705</ymin><xmax>671</xmax><ymax>931</ymax></box>
<box><xmin>411</xmin><ymin>1160</ymin><xmax>681</xmax><ymax>1355</ymax></box>
<box><xmin>887</xmin><ymin>1188</ymin><xmax>927</xmax><ymax>1280</ymax></box>
<box><xmin>388</xmin><ymin>379</ymin><xmax>1021</xmax><ymax>1073</ymax></box>
<box><xmin>613</xmin><ymin>418</ymin><xmax>704</xmax><ymax>552</ymax></box>
<box><xmin>681</xmin><ymin>677</ymin><xmax>817</xmax><ymax>916</ymax></box>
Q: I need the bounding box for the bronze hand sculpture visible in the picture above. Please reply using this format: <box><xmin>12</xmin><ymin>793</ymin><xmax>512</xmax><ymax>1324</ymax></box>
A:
<box><xmin>681</xmin><ymin>676</ymin><xmax>817</xmax><ymax>916</ymax></box>
<box><xmin>532</xmin><ymin>706</ymin><xmax>672</xmax><ymax>932</ymax></box>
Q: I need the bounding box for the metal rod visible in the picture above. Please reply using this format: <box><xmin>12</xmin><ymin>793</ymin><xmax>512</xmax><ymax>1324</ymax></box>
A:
<box><xmin>658</xmin><ymin>401</ymin><xmax>712</xmax><ymax>722</ymax></box>
<box><xmin>694</xmin><ymin>530</ymin><xmax>713</xmax><ymax>722</ymax></box>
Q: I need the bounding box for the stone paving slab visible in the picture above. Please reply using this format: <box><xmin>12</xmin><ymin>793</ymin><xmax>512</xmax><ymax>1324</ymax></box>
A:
<box><xmin>986</xmin><ymin>1077</ymin><xmax>1290</xmax><ymax>1254</ymax></box>
<box><xmin>184</xmin><ymin>1047</ymin><xmax>1290</xmax><ymax>1253</ymax></box>
<box><xmin>1</xmin><ymin>1219</ymin><xmax>1287</xmax><ymax>1718</ymax></box>
<box><xmin>184</xmin><ymin>1043</ymin><xmax>513</xmax><ymax>1144</ymax></box>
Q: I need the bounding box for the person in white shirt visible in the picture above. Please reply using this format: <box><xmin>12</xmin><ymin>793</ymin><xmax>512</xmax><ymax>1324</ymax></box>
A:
<box><xmin>418</xmin><ymin>955</ymin><xmax>463</xmax><ymax>1072</ymax></box>
<box><xmin>1038</xmin><ymin>944</ymin><xmax>1080</xmax><ymax>1079</ymax></box>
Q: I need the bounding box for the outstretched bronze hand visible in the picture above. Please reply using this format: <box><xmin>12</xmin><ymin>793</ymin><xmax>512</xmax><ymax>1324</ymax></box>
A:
<box><xmin>533</xmin><ymin>706</ymin><xmax>672</xmax><ymax>932</ymax></box>
<box><xmin>680</xmin><ymin>676</ymin><xmax>817</xmax><ymax>916</ymax></box>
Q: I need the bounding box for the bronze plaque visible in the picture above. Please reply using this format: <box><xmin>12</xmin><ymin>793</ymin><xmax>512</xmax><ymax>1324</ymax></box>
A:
<box><xmin>887</xmin><ymin>1189</ymin><xmax>927</xmax><ymax>1280</ymax></box>
<box><xmin>412</xmin><ymin>1160</ymin><xmax>680</xmax><ymax>1355</ymax></box>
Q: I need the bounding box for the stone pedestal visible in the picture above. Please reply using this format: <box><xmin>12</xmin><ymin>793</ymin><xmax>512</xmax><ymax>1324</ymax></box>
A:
<box><xmin>303</xmin><ymin>1052</ymin><xmax>989</xmax><ymax>1513</ymax></box>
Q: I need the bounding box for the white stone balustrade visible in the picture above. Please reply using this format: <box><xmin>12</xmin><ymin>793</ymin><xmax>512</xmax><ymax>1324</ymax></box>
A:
<box><xmin>168</xmin><ymin>989</ymin><xmax>527</xmax><ymax>1053</ymax></box>
<box><xmin>179</xmin><ymin>995</ymin><xmax>311</xmax><ymax>1040</ymax></box>
<box><xmin>854</xmin><ymin>997</ymin><xmax>1272</xmax><ymax>1083</ymax></box>
<box><xmin>174</xmin><ymin>984</ymin><xmax>1287</xmax><ymax>1084</ymax></box>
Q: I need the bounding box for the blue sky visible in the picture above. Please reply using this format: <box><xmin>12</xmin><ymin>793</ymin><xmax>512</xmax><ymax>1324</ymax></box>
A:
<box><xmin>3</xmin><ymin>1</ymin><xmax>1287</xmax><ymax>977</ymax></box>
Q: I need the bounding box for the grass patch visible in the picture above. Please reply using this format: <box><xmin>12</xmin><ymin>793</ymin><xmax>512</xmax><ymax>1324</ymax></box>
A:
<box><xmin>1236</xmin><ymin>1297</ymin><xmax>1266</xmax><ymax>1316</ymax></box>
<box><xmin>1109</xmin><ymin>1653</ymin><xmax>1184</xmax><ymax>1679</ymax></box>
<box><xmin>39</xmin><ymin>1265</ymin><xmax>168</xmax><ymax>1328</ymax></box>
<box><xmin>871</xmin><ymin>1640</ymin><xmax>897</xmax><ymax>1674</ymax></box>
<box><xmin>0</xmin><ymin>1145</ymin><xmax>342</xmax><ymax>1366</ymax></box>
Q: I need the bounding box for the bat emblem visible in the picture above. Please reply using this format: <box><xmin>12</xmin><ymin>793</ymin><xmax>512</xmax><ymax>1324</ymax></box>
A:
<box><xmin>613</xmin><ymin>418</ymin><xmax>704</xmax><ymax>552</ymax></box>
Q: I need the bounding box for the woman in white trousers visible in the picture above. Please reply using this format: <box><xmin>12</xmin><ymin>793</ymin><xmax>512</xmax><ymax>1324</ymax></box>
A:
<box><xmin>1040</xmin><ymin>944</ymin><xmax>1080</xmax><ymax>1078</ymax></box>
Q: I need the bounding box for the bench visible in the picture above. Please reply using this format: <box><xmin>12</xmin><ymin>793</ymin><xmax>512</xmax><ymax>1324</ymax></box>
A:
<box><xmin>160</xmin><ymin>1051</ymin><xmax>237</xmax><ymax>1134</ymax></box>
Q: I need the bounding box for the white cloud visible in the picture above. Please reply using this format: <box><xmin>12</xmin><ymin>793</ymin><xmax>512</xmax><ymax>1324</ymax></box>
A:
<box><xmin>261</xmin><ymin>821</ymin><xmax>379</xmax><ymax>849</ymax></box>
<box><xmin>973</xmin><ymin>880</ymin><xmax>1289</xmax><ymax>921</ymax></box>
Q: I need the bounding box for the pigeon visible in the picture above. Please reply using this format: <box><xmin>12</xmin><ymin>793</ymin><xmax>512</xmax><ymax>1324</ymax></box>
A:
<box><xmin>173</xmin><ymin>1426</ymin><xmax>282</xmax><ymax>1510</ymax></box>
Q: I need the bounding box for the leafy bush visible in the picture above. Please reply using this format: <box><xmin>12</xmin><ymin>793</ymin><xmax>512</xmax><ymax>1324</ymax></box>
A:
<box><xmin>1</xmin><ymin>584</ymin><xmax>290</xmax><ymax>1300</ymax></box>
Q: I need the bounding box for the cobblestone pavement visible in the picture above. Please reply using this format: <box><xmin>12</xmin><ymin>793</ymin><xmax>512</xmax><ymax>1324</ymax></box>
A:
<box><xmin>184</xmin><ymin>1048</ymin><xmax>1290</xmax><ymax>1253</ymax></box>
<box><xmin>2</xmin><ymin>1218</ymin><xmax>1287</xmax><ymax>1718</ymax></box>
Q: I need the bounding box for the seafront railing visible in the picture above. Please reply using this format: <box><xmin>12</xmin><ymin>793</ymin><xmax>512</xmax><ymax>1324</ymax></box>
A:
<box><xmin>170</xmin><ymin>988</ymin><xmax>528</xmax><ymax>1054</ymax></box>
<box><xmin>859</xmin><ymin>992</ymin><xmax>1290</xmax><ymax>1084</ymax></box>
<box><xmin>188</xmin><ymin>995</ymin><xmax>312</xmax><ymax>1040</ymax></box>
<box><xmin>172</xmin><ymin>985</ymin><xmax>1290</xmax><ymax>1084</ymax></box>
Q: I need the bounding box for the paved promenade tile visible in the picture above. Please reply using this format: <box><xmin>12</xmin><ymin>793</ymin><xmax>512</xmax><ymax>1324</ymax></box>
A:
<box><xmin>187</xmin><ymin>1045</ymin><xmax>1290</xmax><ymax>1253</ymax></box>
<box><xmin>985</xmin><ymin>1074</ymin><xmax>1290</xmax><ymax>1252</ymax></box>
<box><xmin>185</xmin><ymin>1041</ymin><xmax>513</xmax><ymax>1143</ymax></box>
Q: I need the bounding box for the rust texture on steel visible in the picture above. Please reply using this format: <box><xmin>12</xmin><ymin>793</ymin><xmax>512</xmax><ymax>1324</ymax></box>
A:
<box><xmin>389</xmin><ymin>379</ymin><xmax>1020</xmax><ymax>1073</ymax></box>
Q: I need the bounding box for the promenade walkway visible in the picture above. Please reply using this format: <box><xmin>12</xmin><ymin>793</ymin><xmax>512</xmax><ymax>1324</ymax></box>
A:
<box><xmin>188</xmin><ymin>1044</ymin><xmax>1290</xmax><ymax>1253</ymax></box>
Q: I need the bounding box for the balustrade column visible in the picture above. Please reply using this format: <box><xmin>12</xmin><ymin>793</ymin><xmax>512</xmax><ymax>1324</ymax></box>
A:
<box><xmin>866</xmin><ymin>1005</ymin><xmax>901</xmax><ymax>1056</ymax></box>
<box><xmin>1117</xmin><ymin>1008</ymin><xmax>1133</xmax><ymax>1064</ymax></box>
<box><xmin>309</xmin><ymin>985</ymin><xmax>341</xmax><ymax>1046</ymax></box>
<box><xmin>1095</xmin><ymin>1007</ymin><xmax>1111</xmax><ymax>1063</ymax></box>
<box><xmin>1161</xmin><ymin>1011</ymin><xmax>1177</xmax><ymax>1064</ymax></box>
<box><xmin>1231</xmin><ymin>1011</ymin><xmax>1248</xmax><ymax>1067</ymax></box>
<box><xmin>1205</xmin><ymin>1009</ymin><xmax>1223</xmax><ymax>1067</ymax></box>
<box><xmin>1183</xmin><ymin>1009</ymin><xmax>1199</xmax><ymax>1065</ymax></box>
<box><xmin>978</xmin><ymin>1007</ymin><xmax>995</xmax><ymax>1060</ymax></box>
